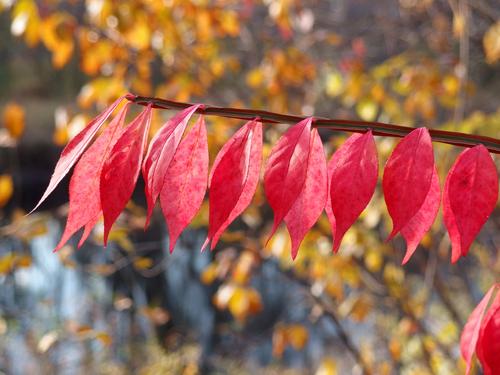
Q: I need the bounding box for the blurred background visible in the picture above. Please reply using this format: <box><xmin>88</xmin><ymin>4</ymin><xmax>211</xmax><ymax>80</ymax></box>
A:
<box><xmin>0</xmin><ymin>0</ymin><xmax>499</xmax><ymax>374</ymax></box>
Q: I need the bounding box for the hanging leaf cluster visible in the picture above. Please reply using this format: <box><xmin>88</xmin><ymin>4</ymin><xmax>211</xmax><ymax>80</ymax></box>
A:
<box><xmin>33</xmin><ymin>95</ymin><xmax>499</xmax><ymax>263</ymax></box>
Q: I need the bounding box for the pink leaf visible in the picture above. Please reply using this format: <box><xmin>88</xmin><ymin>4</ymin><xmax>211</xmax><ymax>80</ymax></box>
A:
<box><xmin>203</xmin><ymin>119</ymin><xmax>263</xmax><ymax>250</ymax></box>
<box><xmin>443</xmin><ymin>145</ymin><xmax>499</xmax><ymax>262</ymax></box>
<box><xmin>284</xmin><ymin>128</ymin><xmax>327</xmax><ymax>259</ymax></box>
<box><xmin>460</xmin><ymin>285</ymin><xmax>498</xmax><ymax>375</ymax></box>
<box><xmin>400</xmin><ymin>166</ymin><xmax>441</xmax><ymax>264</ymax></box>
<box><xmin>78</xmin><ymin>214</ymin><xmax>100</xmax><ymax>247</ymax></box>
<box><xmin>477</xmin><ymin>289</ymin><xmax>500</xmax><ymax>375</ymax></box>
<box><xmin>383</xmin><ymin>127</ymin><xmax>434</xmax><ymax>239</ymax></box>
<box><xmin>327</xmin><ymin>131</ymin><xmax>378</xmax><ymax>252</ymax></box>
<box><xmin>325</xmin><ymin>201</ymin><xmax>336</xmax><ymax>247</ymax></box>
<box><xmin>142</xmin><ymin>105</ymin><xmax>200</xmax><ymax>227</ymax></box>
<box><xmin>54</xmin><ymin>103</ymin><xmax>130</xmax><ymax>251</ymax></box>
<box><xmin>31</xmin><ymin>95</ymin><xmax>127</xmax><ymax>213</ymax></box>
<box><xmin>100</xmin><ymin>105</ymin><xmax>152</xmax><ymax>245</ymax></box>
<box><xmin>264</xmin><ymin>118</ymin><xmax>313</xmax><ymax>239</ymax></box>
<box><xmin>160</xmin><ymin>116</ymin><xmax>208</xmax><ymax>252</ymax></box>
<box><xmin>443</xmin><ymin>159</ymin><xmax>461</xmax><ymax>263</ymax></box>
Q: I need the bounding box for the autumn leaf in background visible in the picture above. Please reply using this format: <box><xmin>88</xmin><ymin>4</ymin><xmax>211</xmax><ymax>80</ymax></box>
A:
<box><xmin>0</xmin><ymin>175</ymin><xmax>14</xmax><ymax>208</ymax></box>
<box><xmin>2</xmin><ymin>102</ymin><xmax>25</xmax><ymax>140</ymax></box>
<box><xmin>483</xmin><ymin>21</ymin><xmax>500</xmax><ymax>64</ymax></box>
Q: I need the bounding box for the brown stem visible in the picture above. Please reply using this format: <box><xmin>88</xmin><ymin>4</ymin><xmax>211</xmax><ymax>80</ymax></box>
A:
<box><xmin>126</xmin><ymin>94</ymin><xmax>500</xmax><ymax>154</ymax></box>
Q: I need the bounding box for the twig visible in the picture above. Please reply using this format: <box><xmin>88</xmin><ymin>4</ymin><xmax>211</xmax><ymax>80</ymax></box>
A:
<box><xmin>126</xmin><ymin>94</ymin><xmax>500</xmax><ymax>154</ymax></box>
<box><xmin>282</xmin><ymin>268</ymin><xmax>372</xmax><ymax>375</ymax></box>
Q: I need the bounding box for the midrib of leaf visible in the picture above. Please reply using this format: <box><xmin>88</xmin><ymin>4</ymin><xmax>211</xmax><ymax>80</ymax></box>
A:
<box><xmin>171</xmin><ymin>122</ymin><xmax>204</xmax><ymax>213</ymax></box>
<box><xmin>214</xmin><ymin>124</ymin><xmax>253</xmax><ymax>228</ymax></box>
<box><xmin>278</xmin><ymin>120</ymin><xmax>311</xmax><ymax>219</ymax></box>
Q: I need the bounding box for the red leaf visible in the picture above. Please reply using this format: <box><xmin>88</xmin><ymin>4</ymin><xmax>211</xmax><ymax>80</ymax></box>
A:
<box><xmin>460</xmin><ymin>285</ymin><xmax>498</xmax><ymax>375</ymax></box>
<box><xmin>142</xmin><ymin>105</ymin><xmax>200</xmax><ymax>227</ymax></box>
<box><xmin>160</xmin><ymin>116</ymin><xmax>208</xmax><ymax>252</ymax></box>
<box><xmin>284</xmin><ymin>128</ymin><xmax>327</xmax><ymax>259</ymax></box>
<box><xmin>79</xmin><ymin>214</ymin><xmax>100</xmax><ymax>247</ymax></box>
<box><xmin>442</xmin><ymin>162</ymin><xmax>461</xmax><ymax>263</ymax></box>
<box><xmin>443</xmin><ymin>145</ymin><xmax>499</xmax><ymax>262</ymax></box>
<box><xmin>31</xmin><ymin>95</ymin><xmax>126</xmax><ymax>213</ymax></box>
<box><xmin>327</xmin><ymin>131</ymin><xmax>378</xmax><ymax>252</ymax></box>
<box><xmin>264</xmin><ymin>118</ymin><xmax>313</xmax><ymax>239</ymax></box>
<box><xmin>477</xmin><ymin>289</ymin><xmax>500</xmax><ymax>375</ymax></box>
<box><xmin>100</xmin><ymin>105</ymin><xmax>152</xmax><ymax>245</ymax></box>
<box><xmin>400</xmin><ymin>166</ymin><xmax>441</xmax><ymax>264</ymax></box>
<box><xmin>203</xmin><ymin>119</ymin><xmax>263</xmax><ymax>250</ymax></box>
<box><xmin>54</xmin><ymin>103</ymin><xmax>130</xmax><ymax>251</ymax></box>
<box><xmin>383</xmin><ymin>127</ymin><xmax>434</xmax><ymax>240</ymax></box>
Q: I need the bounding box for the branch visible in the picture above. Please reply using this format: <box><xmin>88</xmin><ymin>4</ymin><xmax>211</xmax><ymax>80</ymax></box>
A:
<box><xmin>126</xmin><ymin>94</ymin><xmax>500</xmax><ymax>154</ymax></box>
<box><xmin>281</xmin><ymin>268</ymin><xmax>372</xmax><ymax>375</ymax></box>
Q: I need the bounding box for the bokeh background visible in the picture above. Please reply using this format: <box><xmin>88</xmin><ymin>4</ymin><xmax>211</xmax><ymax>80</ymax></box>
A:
<box><xmin>0</xmin><ymin>1</ymin><xmax>499</xmax><ymax>374</ymax></box>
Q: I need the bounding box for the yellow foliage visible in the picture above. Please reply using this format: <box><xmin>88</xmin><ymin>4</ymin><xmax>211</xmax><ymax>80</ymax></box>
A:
<box><xmin>272</xmin><ymin>323</ymin><xmax>309</xmax><ymax>357</ymax></box>
<box><xmin>0</xmin><ymin>253</ymin><xmax>16</xmax><ymax>274</ymax></box>
<box><xmin>214</xmin><ymin>284</ymin><xmax>262</xmax><ymax>322</ymax></box>
<box><xmin>315</xmin><ymin>358</ymin><xmax>337</xmax><ymax>375</ymax></box>
<box><xmin>125</xmin><ymin>15</ymin><xmax>151</xmax><ymax>51</ymax></box>
<box><xmin>0</xmin><ymin>253</ymin><xmax>32</xmax><ymax>274</ymax></box>
<box><xmin>286</xmin><ymin>324</ymin><xmax>309</xmax><ymax>350</ymax></box>
<box><xmin>40</xmin><ymin>12</ymin><xmax>75</xmax><ymax>69</ymax></box>
<box><xmin>231</xmin><ymin>251</ymin><xmax>256</xmax><ymax>284</ymax></box>
<box><xmin>227</xmin><ymin>286</ymin><xmax>262</xmax><ymax>321</ymax></box>
<box><xmin>11</xmin><ymin>0</ymin><xmax>40</xmax><ymax>46</ymax></box>
<box><xmin>2</xmin><ymin>102</ymin><xmax>25</xmax><ymax>139</ymax></box>
<box><xmin>133</xmin><ymin>257</ymin><xmax>153</xmax><ymax>270</ymax></box>
<box><xmin>0</xmin><ymin>174</ymin><xmax>14</xmax><ymax>207</ymax></box>
<box><xmin>246</xmin><ymin>68</ymin><xmax>265</xmax><ymax>88</ymax></box>
<box><xmin>95</xmin><ymin>332</ymin><xmax>113</xmax><ymax>347</ymax></box>
<box><xmin>325</xmin><ymin>70</ymin><xmax>344</xmax><ymax>97</ymax></box>
<box><xmin>200</xmin><ymin>263</ymin><xmax>218</xmax><ymax>285</ymax></box>
<box><xmin>364</xmin><ymin>248</ymin><xmax>383</xmax><ymax>273</ymax></box>
<box><xmin>484</xmin><ymin>21</ymin><xmax>500</xmax><ymax>64</ymax></box>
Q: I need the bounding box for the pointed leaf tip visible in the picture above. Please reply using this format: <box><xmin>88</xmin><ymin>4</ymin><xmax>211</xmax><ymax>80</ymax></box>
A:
<box><xmin>160</xmin><ymin>116</ymin><xmax>208</xmax><ymax>252</ymax></box>
<box><xmin>54</xmin><ymin>103</ymin><xmax>130</xmax><ymax>252</ymax></box>
<box><xmin>327</xmin><ymin>130</ymin><xmax>378</xmax><ymax>253</ymax></box>
<box><xmin>31</xmin><ymin>95</ymin><xmax>126</xmax><ymax>214</ymax></box>
<box><xmin>400</xmin><ymin>166</ymin><xmax>440</xmax><ymax>265</ymax></box>
<box><xmin>206</xmin><ymin>119</ymin><xmax>263</xmax><ymax>250</ymax></box>
<box><xmin>200</xmin><ymin>237</ymin><xmax>209</xmax><ymax>252</ymax></box>
<box><xmin>460</xmin><ymin>284</ymin><xmax>500</xmax><ymax>375</ymax></box>
<box><xmin>443</xmin><ymin>145</ymin><xmax>498</xmax><ymax>262</ymax></box>
<box><xmin>383</xmin><ymin>127</ymin><xmax>434</xmax><ymax>240</ymax></box>
<box><xmin>284</xmin><ymin>128</ymin><xmax>327</xmax><ymax>260</ymax></box>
